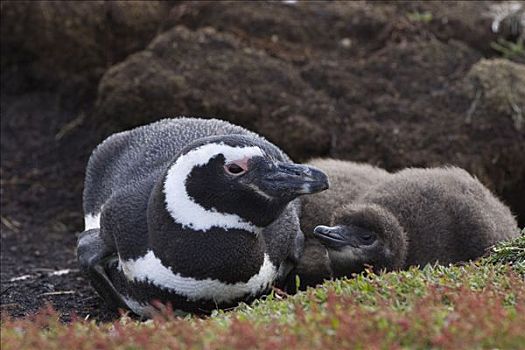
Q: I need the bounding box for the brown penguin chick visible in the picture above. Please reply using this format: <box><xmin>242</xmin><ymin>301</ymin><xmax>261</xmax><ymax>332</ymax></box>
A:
<box><xmin>314</xmin><ymin>203</ymin><xmax>408</xmax><ymax>278</ymax></box>
<box><xmin>295</xmin><ymin>164</ymin><xmax>520</xmax><ymax>289</ymax></box>
<box><xmin>290</xmin><ymin>203</ymin><xmax>406</xmax><ymax>291</ymax></box>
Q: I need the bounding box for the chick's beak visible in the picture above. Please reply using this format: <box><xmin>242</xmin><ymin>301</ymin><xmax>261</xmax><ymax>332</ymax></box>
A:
<box><xmin>314</xmin><ymin>225</ymin><xmax>347</xmax><ymax>245</ymax></box>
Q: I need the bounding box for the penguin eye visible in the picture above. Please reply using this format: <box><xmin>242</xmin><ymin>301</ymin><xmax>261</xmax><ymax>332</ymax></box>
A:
<box><xmin>358</xmin><ymin>233</ymin><xmax>376</xmax><ymax>245</ymax></box>
<box><xmin>225</xmin><ymin>163</ymin><xmax>247</xmax><ymax>176</ymax></box>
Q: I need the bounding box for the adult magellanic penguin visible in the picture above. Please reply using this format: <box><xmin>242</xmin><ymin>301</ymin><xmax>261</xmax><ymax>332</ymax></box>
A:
<box><xmin>287</xmin><ymin>159</ymin><xmax>520</xmax><ymax>291</ymax></box>
<box><xmin>77</xmin><ymin>118</ymin><xmax>329</xmax><ymax>316</ymax></box>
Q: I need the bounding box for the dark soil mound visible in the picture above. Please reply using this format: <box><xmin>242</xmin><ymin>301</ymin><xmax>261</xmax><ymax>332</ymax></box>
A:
<box><xmin>94</xmin><ymin>3</ymin><xmax>525</xmax><ymax>218</ymax></box>
<box><xmin>1</xmin><ymin>0</ymin><xmax>172</xmax><ymax>96</ymax></box>
<box><xmin>94</xmin><ymin>25</ymin><xmax>337</xmax><ymax>159</ymax></box>
<box><xmin>1</xmin><ymin>1</ymin><xmax>524</xmax><ymax>321</ymax></box>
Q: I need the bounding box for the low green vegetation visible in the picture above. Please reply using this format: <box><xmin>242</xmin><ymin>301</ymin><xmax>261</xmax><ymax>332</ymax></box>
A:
<box><xmin>491</xmin><ymin>38</ymin><xmax>525</xmax><ymax>61</ymax></box>
<box><xmin>407</xmin><ymin>11</ymin><xmax>433</xmax><ymax>23</ymax></box>
<box><xmin>2</xmin><ymin>233</ymin><xmax>524</xmax><ymax>349</ymax></box>
<box><xmin>482</xmin><ymin>229</ymin><xmax>525</xmax><ymax>275</ymax></box>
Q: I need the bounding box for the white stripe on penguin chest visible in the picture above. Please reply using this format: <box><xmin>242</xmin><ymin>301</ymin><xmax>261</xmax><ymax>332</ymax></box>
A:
<box><xmin>120</xmin><ymin>250</ymin><xmax>277</xmax><ymax>303</ymax></box>
<box><xmin>163</xmin><ymin>143</ymin><xmax>266</xmax><ymax>233</ymax></box>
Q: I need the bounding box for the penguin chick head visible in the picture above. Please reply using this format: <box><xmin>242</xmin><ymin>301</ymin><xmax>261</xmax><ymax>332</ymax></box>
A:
<box><xmin>164</xmin><ymin>135</ymin><xmax>329</xmax><ymax>233</ymax></box>
<box><xmin>313</xmin><ymin>203</ymin><xmax>407</xmax><ymax>276</ymax></box>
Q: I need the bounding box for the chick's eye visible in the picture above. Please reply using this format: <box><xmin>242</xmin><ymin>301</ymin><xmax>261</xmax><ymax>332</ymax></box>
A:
<box><xmin>225</xmin><ymin>163</ymin><xmax>246</xmax><ymax>175</ymax></box>
<box><xmin>359</xmin><ymin>234</ymin><xmax>376</xmax><ymax>245</ymax></box>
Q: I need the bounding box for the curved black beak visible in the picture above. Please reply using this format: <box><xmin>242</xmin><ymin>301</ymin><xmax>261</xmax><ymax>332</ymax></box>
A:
<box><xmin>256</xmin><ymin>162</ymin><xmax>329</xmax><ymax>201</ymax></box>
<box><xmin>313</xmin><ymin>225</ymin><xmax>351</xmax><ymax>248</ymax></box>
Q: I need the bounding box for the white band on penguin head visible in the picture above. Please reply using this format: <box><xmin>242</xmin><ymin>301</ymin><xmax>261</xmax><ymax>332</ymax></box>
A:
<box><xmin>163</xmin><ymin>143</ymin><xmax>265</xmax><ymax>233</ymax></box>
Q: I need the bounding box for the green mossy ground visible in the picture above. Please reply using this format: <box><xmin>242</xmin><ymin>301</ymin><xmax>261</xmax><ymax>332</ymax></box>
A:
<box><xmin>2</xmin><ymin>232</ymin><xmax>524</xmax><ymax>350</ymax></box>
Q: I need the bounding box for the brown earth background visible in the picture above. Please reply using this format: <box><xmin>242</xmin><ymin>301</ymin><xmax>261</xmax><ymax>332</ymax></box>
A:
<box><xmin>1</xmin><ymin>1</ymin><xmax>524</xmax><ymax>321</ymax></box>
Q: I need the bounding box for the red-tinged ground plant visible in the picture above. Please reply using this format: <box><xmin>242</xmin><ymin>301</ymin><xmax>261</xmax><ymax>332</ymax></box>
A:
<box><xmin>429</xmin><ymin>282</ymin><xmax>525</xmax><ymax>349</ymax></box>
<box><xmin>2</xmin><ymin>264</ymin><xmax>524</xmax><ymax>350</ymax></box>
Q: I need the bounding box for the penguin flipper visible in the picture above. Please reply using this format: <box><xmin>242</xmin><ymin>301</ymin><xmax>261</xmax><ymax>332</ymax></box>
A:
<box><xmin>77</xmin><ymin>229</ymin><xmax>128</xmax><ymax>310</ymax></box>
<box><xmin>273</xmin><ymin>228</ymin><xmax>305</xmax><ymax>293</ymax></box>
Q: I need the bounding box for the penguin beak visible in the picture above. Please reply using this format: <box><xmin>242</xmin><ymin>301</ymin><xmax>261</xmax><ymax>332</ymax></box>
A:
<box><xmin>313</xmin><ymin>225</ymin><xmax>353</xmax><ymax>248</ymax></box>
<box><xmin>254</xmin><ymin>161</ymin><xmax>329</xmax><ymax>200</ymax></box>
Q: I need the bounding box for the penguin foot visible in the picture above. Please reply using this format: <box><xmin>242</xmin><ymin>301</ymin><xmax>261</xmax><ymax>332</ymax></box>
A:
<box><xmin>77</xmin><ymin>229</ymin><xmax>128</xmax><ymax>311</ymax></box>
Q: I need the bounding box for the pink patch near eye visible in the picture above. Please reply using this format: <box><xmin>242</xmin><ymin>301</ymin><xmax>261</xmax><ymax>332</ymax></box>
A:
<box><xmin>224</xmin><ymin>156</ymin><xmax>250</xmax><ymax>176</ymax></box>
<box><xmin>230</xmin><ymin>156</ymin><xmax>250</xmax><ymax>171</ymax></box>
